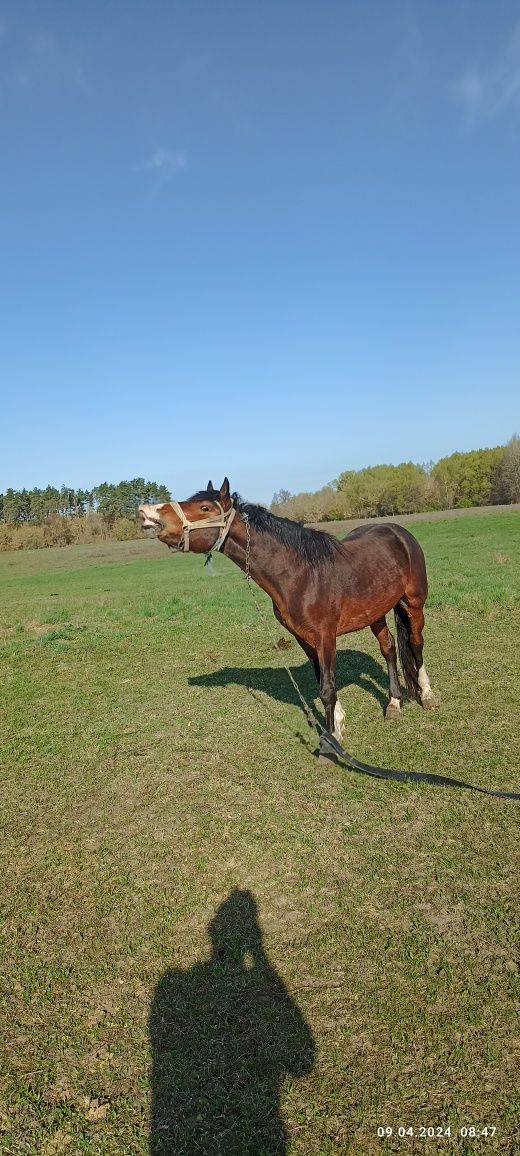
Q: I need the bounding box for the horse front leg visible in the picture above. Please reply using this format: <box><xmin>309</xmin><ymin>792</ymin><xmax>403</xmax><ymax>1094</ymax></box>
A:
<box><xmin>295</xmin><ymin>636</ymin><xmax>320</xmax><ymax>684</ymax></box>
<box><xmin>273</xmin><ymin>605</ymin><xmax>344</xmax><ymax>744</ymax></box>
<box><xmin>317</xmin><ymin>637</ymin><xmax>344</xmax><ymax>741</ymax></box>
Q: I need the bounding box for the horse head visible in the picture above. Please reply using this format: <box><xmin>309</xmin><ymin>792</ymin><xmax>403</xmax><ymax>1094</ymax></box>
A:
<box><xmin>139</xmin><ymin>477</ymin><xmax>234</xmax><ymax>552</ymax></box>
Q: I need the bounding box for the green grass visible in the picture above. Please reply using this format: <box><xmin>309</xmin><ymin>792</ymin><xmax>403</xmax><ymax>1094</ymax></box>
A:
<box><xmin>0</xmin><ymin>513</ymin><xmax>519</xmax><ymax>1154</ymax></box>
<box><xmin>395</xmin><ymin>514</ymin><xmax>520</xmax><ymax>612</ymax></box>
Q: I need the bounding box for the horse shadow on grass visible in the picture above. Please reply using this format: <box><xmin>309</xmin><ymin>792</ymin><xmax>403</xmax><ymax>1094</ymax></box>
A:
<box><xmin>189</xmin><ymin>648</ymin><xmax>389</xmax><ymax>719</ymax></box>
<box><xmin>149</xmin><ymin>889</ymin><xmax>315</xmax><ymax>1155</ymax></box>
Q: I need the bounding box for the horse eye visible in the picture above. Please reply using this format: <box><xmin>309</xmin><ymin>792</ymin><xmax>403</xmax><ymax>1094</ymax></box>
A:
<box><xmin>201</xmin><ymin>505</ymin><xmax>210</xmax><ymax>512</ymax></box>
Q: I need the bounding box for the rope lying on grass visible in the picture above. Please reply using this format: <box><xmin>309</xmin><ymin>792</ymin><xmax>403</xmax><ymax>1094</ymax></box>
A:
<box><xmin>280</xmin><ymin>652</ymin><xmax>520</xmax><ymax>801</ymax></box>
<box><xmin>239</xmin><ymin>527</ymin><xmax>520</xmax><ymax>802</ymax></box>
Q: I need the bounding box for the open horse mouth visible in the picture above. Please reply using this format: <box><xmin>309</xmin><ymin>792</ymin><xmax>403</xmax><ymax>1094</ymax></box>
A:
<box><xmin>138</xmin><ymin>504</ymin><xmax>183</xmax><ymax>551</ymax></box>
<box><xmin>138</xmin><ymin>505</ymin><xmax>164</xmax><ymax>532</ymax></box>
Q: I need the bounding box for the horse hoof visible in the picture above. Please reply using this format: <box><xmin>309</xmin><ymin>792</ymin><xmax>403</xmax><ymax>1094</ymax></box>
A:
<box><xmin>385</xmin><ymin>702</ymin><xmax>401</xmax><ymax>721</ymax></box>
<box><xmin>421</xmin><ymin>692</ymin><xmax>437</xmax><ymax>711</ymax></box>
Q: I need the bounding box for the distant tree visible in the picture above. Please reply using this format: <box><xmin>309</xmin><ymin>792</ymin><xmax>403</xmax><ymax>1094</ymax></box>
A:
<box><xmin>336</xmin><ymin>468</ymin><xmax>380</xmax><ymax>518</ymax></box>
<box><xmin>270</xmin><ymin>486</ymin><xmax>346</xmax><ymax>523</ymax></box>
<box><xmin>18</xmin><ymin>489</ymin><xmax>32</xmax><ymax>521</ymax></box>
<box><xmin>27</xmin><ymin>489</ymin><xmax>42</xmax><ymax>522</ymax></box>
<box><xmin>271</xmin><ymin>489</ymin><xmax>293</xmax><ymax>508</ymax></box>
<box><xmin>76</xmin><ymin>488</ymin><xmax>94</xmax><ymax>515</ymax></box>
<box><xmin>127</xmin><ymin>477</ymin><xmax>170</xmax><ymax>512</ymax></box>
<box><xmin>494</xmin><ymin>434</ymin><xmax>520</xmax><ymax>503</ymax></box>
<box><xmin>93</xmin><ymin>482</ymin><xmax>120</xmax><ymax>523</ymax></box>
<box><xmin>431</xmin><ymin>447</ymin><xmax>504</xmax><ymax>508</ymax></box>
<box><xmin>3</xmin><ymin>488</ymin><xmax>24</xmax><ymax>523</ymax></box>
<box><xmin>59</xmin><ymin>486</ymin><xmax>77</xmax><ymax>517</ymax></box>
<box><xmin>94</xmin><ymin>478</ymin><xmax>170</xmax><ymax>522</ymax></box>
<box><xmin>336</xmin><ymin>463</ymin><xmax>428</xmax><ymax>518</ymax></box>
<box><xmin>387</xmin><ymin>462</ymin><xmax>429</xmax><ymax>514</ymax></box>
<box><xmin>431</xmin><ymin>454</ymin><xmax>461</xmax><ymax>508</ymax></box>
<box><xmin>46</xmin><ymin>486</ymin><xmax>61</xmax><ymax>519</ymax></box>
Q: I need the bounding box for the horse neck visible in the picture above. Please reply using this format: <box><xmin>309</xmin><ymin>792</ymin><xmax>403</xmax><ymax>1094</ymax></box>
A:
<box><xmin>222</xmin><ymin>515</ymin><xmax>294</xmax><ymax>604</ymax></box>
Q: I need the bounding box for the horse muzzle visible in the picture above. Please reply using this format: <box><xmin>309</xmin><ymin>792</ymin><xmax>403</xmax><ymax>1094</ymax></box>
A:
<box><xmin>138</xmin><ymin>504</ymin><xmax>163</xmax><ymax>531</ymax></box>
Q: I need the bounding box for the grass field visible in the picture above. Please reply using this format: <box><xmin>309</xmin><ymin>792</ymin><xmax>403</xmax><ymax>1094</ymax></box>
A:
<box><xmin>1</xmin><ymin>512</ymin><xmax>519</xmax><ymax>1155</ymax></box>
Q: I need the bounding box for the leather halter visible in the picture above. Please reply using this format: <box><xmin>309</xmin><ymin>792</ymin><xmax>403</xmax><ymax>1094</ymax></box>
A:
<box><xmin>170</xmin><ymin>500</ymin><xmax>236</xmax><ymax>553</ymax></box>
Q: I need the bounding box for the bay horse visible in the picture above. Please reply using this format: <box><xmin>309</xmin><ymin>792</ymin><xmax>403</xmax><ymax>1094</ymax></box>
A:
<box><xmin>139</xmin><ymin>478</ymin><xmax>436</xmax><ymax>741</ymax></box>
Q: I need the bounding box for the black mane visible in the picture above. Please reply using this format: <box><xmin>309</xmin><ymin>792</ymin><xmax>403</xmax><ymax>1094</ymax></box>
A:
<box><xmin>234</xmin><ymin>497</ymin><xmax>340</xmax><ymax>566</ymax></box>
<box><xmin>186</xmin><ymin>489</ymin><xmax>340</xmax><ymax>565</ymax></box>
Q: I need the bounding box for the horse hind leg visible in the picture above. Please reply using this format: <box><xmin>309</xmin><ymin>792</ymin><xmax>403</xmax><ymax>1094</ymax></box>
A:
<box><xmin>371</xmin><ymin>617</ymin><xmax>402</xmax><ymax>720</ymax></box>
<box><xmin>395</xmin><ymin>599</ymin><xmax>436</xmax><ymax>710</ymax></box>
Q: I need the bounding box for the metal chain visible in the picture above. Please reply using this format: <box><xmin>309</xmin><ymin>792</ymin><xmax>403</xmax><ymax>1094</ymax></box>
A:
<box><xmin>242</xmin><ymin>513</ymin><xmax>324</xmax><ymax>737</ymax></box>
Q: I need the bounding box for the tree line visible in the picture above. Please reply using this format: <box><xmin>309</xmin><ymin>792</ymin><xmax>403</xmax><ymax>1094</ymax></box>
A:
<box><xmin>0</xmin><ymin>478</ymin><xmax>170</xmax><ymax>551</ymax></box>
<box><xmin>2</xmin><ymin>438</ymin><xmax>519</xmax><ymax>552</ymax></box>
<box><xmin>271</xmin><ymin>436</ymin><xmax>520</xmax><ymax>523</ymax></box>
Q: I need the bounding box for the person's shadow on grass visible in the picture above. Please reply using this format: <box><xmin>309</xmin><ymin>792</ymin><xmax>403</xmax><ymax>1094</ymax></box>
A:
<box><xmin>149</xmin><ymin>889</ymin><xmax>315</xmax><ymax>1155</ymax></box>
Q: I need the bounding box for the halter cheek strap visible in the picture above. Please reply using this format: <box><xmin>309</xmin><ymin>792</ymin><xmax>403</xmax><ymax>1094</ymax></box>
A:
<box><xmin>170</xmin><ymin>500</ymin><xmax>236</xmax><ymax>553</ymax></box>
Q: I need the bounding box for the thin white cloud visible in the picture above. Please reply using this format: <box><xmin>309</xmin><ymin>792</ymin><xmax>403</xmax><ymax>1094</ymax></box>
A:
<box><xmin>146</xmin><ymin>148</ymin><xmax>188</xmax><ymax>174</ymax></box>
<box><xmin>454</xmin><ymin>23</ymin><xmax>520</xmax><ymax>121</ymax></box>
<box><xmin>0</xmin><ymin>25</ymin><xmax>89</xmax><ymax>96</ymax></box>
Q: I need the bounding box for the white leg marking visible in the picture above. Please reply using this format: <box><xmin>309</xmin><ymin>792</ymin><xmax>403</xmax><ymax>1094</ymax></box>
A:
<box><xmin>333</xmin><ymin>700</ymin><xmax>345</xmax><ymax>740</ymax></box>
<box><xmin>389</xmin><ymin>696</ymin><xmax>401</xmax><ymax>711</ymax></box>
<box><xmin>418</xmin><ymin>664</ymin><xmax>434</xmax><ymax>703</ymax></box>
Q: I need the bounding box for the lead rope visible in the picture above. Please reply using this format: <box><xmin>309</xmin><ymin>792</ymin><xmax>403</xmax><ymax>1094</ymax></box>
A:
<box><xmin>241</xmin><ymin>513</ymin><xmax>520</xmax><ymax>801</ymax></box>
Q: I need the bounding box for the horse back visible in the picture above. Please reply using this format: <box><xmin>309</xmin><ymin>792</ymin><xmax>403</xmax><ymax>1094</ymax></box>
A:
<box><xmin>343</xmin><ymin>520</ymin><xmax>423</xmax><ymax>555</ymax></box>
<box><xmin>342</xmin><ymin>519</ymin><xmax>425</xmax><ymax>560</ymax></box>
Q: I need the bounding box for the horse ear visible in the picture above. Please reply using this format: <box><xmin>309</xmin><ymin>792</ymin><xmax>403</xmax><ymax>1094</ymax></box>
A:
<box><xmin>207</xmin><ymin>479</ymin><xmax>214</xmax><ymax>492</ymax></box>
<box><xmin>219</xmin><ymin>477</ymin><xmax>230</xmax><ymax>501</ymax></box>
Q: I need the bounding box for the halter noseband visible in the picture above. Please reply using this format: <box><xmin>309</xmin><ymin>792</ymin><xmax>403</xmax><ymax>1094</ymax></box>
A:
<box><xmin>170</xmin><ymin>500</ymin><xmax>236</xmax><ymax>553</ymax></box>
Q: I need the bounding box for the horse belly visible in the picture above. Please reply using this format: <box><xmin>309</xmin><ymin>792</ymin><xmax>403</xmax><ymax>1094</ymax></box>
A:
<box><xmin>336</xmin><ymin>585</ymin><xmax>402</xmax><ymax>634</ymax></box>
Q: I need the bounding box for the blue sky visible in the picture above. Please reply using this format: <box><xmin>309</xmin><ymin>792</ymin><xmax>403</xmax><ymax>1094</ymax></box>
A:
<box><xmin>1</xmin><ymin>1</ymin><xmax>519</xmax><ymax>504</ymax></box>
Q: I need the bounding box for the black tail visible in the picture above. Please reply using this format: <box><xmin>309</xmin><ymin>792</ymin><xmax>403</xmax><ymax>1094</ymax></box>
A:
<box><xmin>394</xmin><ymin>603</ymin><xmax>420</xmax><ymax>701</ymax></box>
